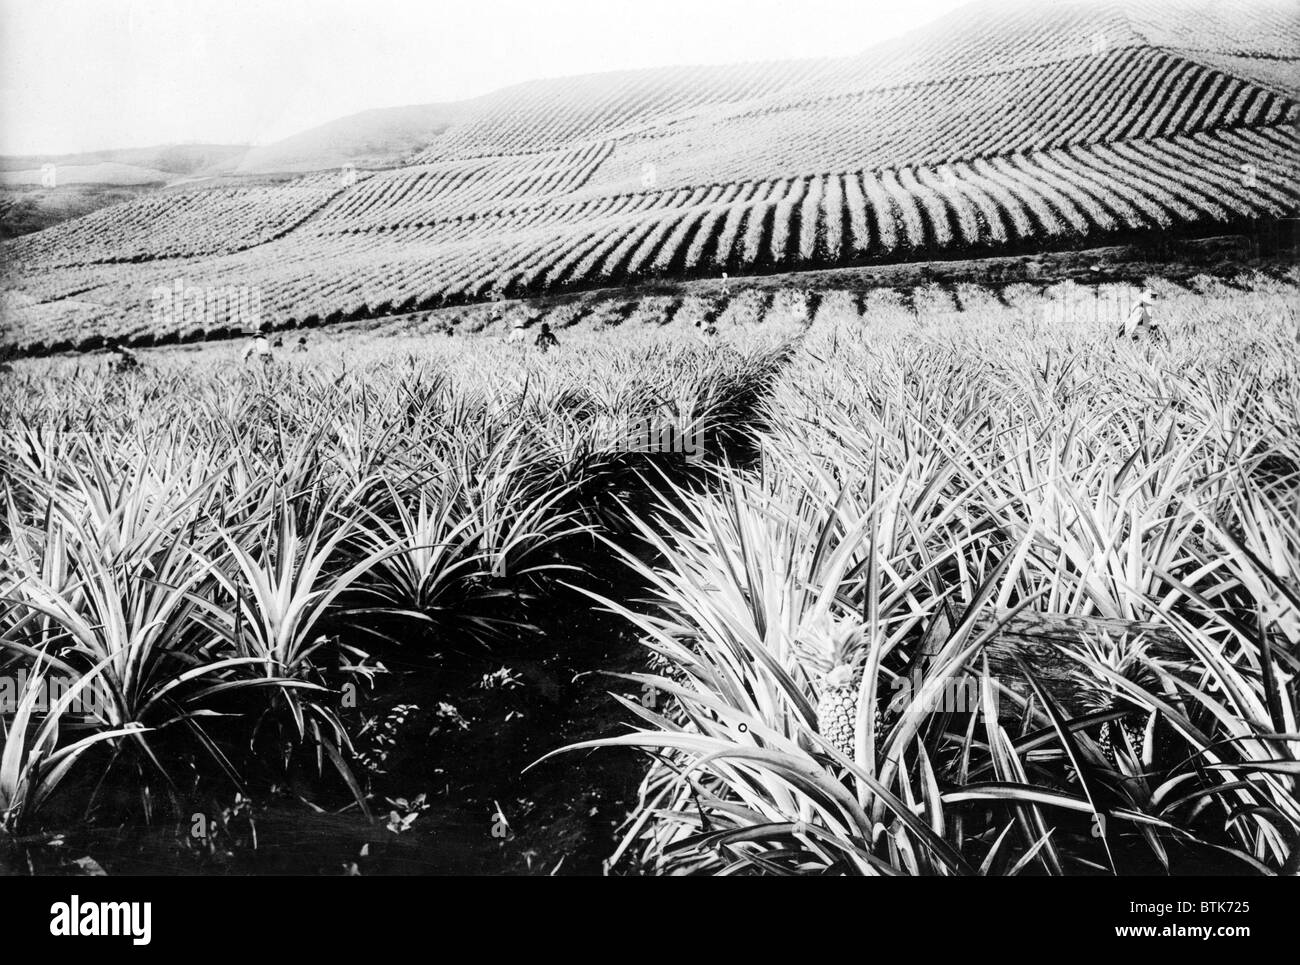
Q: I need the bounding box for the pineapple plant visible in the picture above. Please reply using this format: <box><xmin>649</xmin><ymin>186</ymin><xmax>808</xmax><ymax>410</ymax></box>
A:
<box><xmin>1067</xmin><ymin>635</ymin><xmax>1160</xmax><ymax>766</ymax></box>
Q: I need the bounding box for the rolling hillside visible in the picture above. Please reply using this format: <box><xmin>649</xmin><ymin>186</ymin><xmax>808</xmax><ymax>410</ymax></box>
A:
<box><xmin>234</xmin><ymin>103</ymin><xmax>466</xmax><ymax>175</ymax></box>
<box><xmin>0</xmin><ymin>143</ymin><xmax>249</xmax><ymax>177</ymax></box>
<box><xmin>2</xmin><ymin>0</ymin><xmax>1297</xmax><ymax>352</ymax></box>
<box><xmin>0</xmin><ymin>144</ymin><xmax>253</xmax><ymax>241</ymax></box>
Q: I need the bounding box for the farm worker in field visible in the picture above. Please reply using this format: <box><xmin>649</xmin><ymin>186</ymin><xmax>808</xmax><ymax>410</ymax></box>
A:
<box><xmin>506</xmin><ymin>320</ymin><xmax>529</xmax><ymax>346</ymax></box>
<box><xmin>534</xmin><ymin>321</ymin><xmax>559</xmax><ymax>353</ymax></box>
<box><xmin>295</xmin><ymin>336</ymin><xmax>308</xmax><ymax>352</ymax></box>
<box><xmin>721</xmin><ymin>272</ymin><xmax>731</xmax><ymax>297</ymax></box>
<box><xmin>242</xmin><ymin>332</ymin><xmax>273</xmax><ymax>364</ymax></box>
<box><xmin>107</xmin><ymin>340</ymin><xmax>138</xmax><ymax>372</ymax></box>
<box><xmin>1120</xmin><ymin>289</ymin><xmax>1161</xmax><ymax>339</ymax></box>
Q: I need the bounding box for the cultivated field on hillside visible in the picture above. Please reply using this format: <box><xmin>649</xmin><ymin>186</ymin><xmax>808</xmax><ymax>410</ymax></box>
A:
<box><xmin>2</xmin><ymin>0</ymin><xmax>1297</xmax><ymax>351</ymax></box>
<box><xmin>1</xmin><ymin>276</ymin><xmax>1297</xmax><ymax>874</ymax></box>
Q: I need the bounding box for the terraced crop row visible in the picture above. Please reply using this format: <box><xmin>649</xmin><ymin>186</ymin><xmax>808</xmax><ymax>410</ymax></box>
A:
<box><xmin>3</xmin><ymin>173</ymin><xmax>351</xmax><ymax>269</ymax></box>
<box><xmin>4</xmin><ymin>121</ymin><xmax>1294</xmax><ymax>351</ymax></box>
<box><xmin>410</xmin><ymin>60</ymin><xmax>833</xmax><ymax>163</ymax></box>
<box><xmin>312</xmin><ymin>141</ymin><xmax>614</xmax><ymax>233</ymax></box>
<box><xmin>607</xmin><ymin>47</ymin><xmax>1296</xmax><ymax>190</ymax></box>
<box><xmin>409</xmin><ymin>2</ymin><xmax>1152</xmax><ymax>164</ymax></box>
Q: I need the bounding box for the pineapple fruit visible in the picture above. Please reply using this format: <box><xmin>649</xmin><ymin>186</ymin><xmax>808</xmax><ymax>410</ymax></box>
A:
<box><xmin>816</xmin><ymin>662</ymin><xmax>864</xmax><ymax>758</ymax></box>
<box><xmin>1096</xmin><ymin>707</ymin><xmax>1150</xmax><ymax>764</ymax></box>
<box><xmin>800</xmin><ymin>615</ymin><xmax>878</xmax><ymax>758</ymax></box>
<box><xmin>1068</xmin><ymin>635</ymin><xmax>1157</xmax><ymax>767</ymax></box>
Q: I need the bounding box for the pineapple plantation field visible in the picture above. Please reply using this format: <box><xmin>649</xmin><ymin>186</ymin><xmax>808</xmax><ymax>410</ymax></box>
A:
<box><xmin>2</xmin><ymin>0</ymin><xmax>1299</xmax><ymax>355</ymax></box>
<box><xmin>0</xmin><ymin>318</ymin><xmax>801</xmax><ymax>873</ymax></box>
<box><xmin>1</xmin><ymin>264</ymin><xmax>1298</xmax><ymax>875</ymax></box>
<box><xmin>1</xmin><ymin>0</ymin><xmax>1298</xmax><ymax>879</ymax></box>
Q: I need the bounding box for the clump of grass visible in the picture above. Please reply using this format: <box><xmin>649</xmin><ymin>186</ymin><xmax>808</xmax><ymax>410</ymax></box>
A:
<box><xmin>672</xmin><ymin>294</ymin><xmax>719</xmax><ymax>330</ymax></box>
<box><xmin>810</xmin><ymin>289</ymin><xmax>860</xmax><ymax>328</ymax></box>
<box><xmin>714</xmin><ymin>289</ymin><xmax>768</xmax><ymax>328</ymax></box>
<box><xmin>621</xmin><ymin>296</ymin><xmax>678</xmax><ymax>328</ymax></box>
<box><xmin>766</xmin><ymin>288</ymin><xmax>813</xmax><ymax>327</ymax></box>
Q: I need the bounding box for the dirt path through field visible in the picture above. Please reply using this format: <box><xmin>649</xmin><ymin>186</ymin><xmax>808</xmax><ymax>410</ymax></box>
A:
<box><xmin>363</xmin><ymin>348</ymin><xmax>805</xmax><ymax>874</ymax></box>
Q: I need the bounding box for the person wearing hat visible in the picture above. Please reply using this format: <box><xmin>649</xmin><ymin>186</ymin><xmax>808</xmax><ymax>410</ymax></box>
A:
<box><xmin>1120</xmin><ymin>289</ymin><xmax>1162</xmax><ymax>340</ymax></box>
<box><xmin>506</xmin><ymin>319</ymin><xmax>529</xmax><ymax>346</ymax></box>
<box><xmin>106</xmin><ymin>339</ymin><xmax>139</xmax><ymax>372</ymax></box>
<box><xmin>241</xmin><ymin>330</ymin><xmax>273</xmax><ymax>364</ymax></box>
<box><xmin>534</xmin><ymin>321</ymin><xmax>559</xmax><ymax>354</ymax></box>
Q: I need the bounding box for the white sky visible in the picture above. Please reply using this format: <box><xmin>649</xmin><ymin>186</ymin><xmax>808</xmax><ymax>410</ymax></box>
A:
<box><xmin>0</xmin><ymin>0</ymin><xmax>976</xmax><ymax>156</ymax></box>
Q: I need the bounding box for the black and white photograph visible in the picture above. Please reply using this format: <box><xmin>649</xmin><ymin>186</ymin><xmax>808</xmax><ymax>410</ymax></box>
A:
<box><xmin>0</xmin><ymin>0</ymin><xmax>1296</xmax><ymax>920</ymax></box>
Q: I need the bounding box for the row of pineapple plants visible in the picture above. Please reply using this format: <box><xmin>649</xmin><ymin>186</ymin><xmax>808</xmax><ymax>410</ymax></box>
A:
<box><xmin>0</xmin><ymin>325</ymin><xmax>798</xmax><ymax>865</ymax></box>
<box><xmin>570</xmin><ymin>283</ymin><xmax>1299</xmax><ymax>874</ymax></box>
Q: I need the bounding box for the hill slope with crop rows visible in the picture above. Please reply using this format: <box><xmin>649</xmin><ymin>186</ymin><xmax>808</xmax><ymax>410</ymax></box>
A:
<box><xmin>2</xmin><ymin>0</ymin><xmax>1297</xmax><ymax>351</ymax></box>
